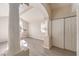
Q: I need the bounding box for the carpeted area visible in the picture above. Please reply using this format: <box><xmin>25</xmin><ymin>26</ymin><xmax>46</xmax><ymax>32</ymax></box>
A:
<box><xmin>0</xmin><ymin>38</ymin><xmax>76</xmax><ymax>56</ymax></box>
<box><xmin>24</xmin><ymin>38</ymin><xmax>76</xmax><ymax>56</ymax></box>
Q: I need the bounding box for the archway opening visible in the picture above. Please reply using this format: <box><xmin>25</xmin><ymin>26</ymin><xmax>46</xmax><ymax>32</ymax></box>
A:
<box><xmin>19</xmin><ymin>3</ymin><xmax>50</xmax><ymax>55</ymax></box>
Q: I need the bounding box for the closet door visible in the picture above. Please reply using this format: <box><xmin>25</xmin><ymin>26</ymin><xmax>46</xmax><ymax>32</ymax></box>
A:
<box><xmin>52</xmin><ymin>19</ymin><xmax>64</xmax><ymax>49</ymax></box>
<box><xmin>65</xmin><ymin>17</ymin><xmax>76</xmax><ymax>52</ymax></box>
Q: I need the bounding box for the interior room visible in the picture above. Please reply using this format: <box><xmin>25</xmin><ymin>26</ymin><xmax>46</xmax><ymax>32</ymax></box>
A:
<box><xmin>0</xmin><ymin>3</ymin><xmax>77</xmax><ymax>56</ymax></box>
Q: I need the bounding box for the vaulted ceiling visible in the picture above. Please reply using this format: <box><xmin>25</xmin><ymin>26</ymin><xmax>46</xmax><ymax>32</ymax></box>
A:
<box><xmin>0</xmin><ymin>3</ymin><xmax>48</xmax><ymax>23</ymax></box>
<box><xmin>20</xmin><ymin>3</ymin><xmax>48</xmax><ymax>23</ymax></box>
<box><xmin>20</xmin><ymin>3</ymin><xmax>73</xmax><ymax>23</ymax></box>
<box><xmin>0</xmin><ymin>3</ymin><xmax>73</xmax><ymax>23</ymax></box>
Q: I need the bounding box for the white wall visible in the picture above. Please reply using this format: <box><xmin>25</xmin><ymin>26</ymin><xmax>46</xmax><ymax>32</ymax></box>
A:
<box><xmin>52</xmin><ymin>19</ymin><xmax>64</xmax><ymax>49</ymax></box>
<box><xmin>77</xmin><ymin>4</ymin><xmax>79</xmax><ymax>56</ymax></box>
<box><xmin>0</xmin><ymin>3</ymin><xmax>9</xmax><ymax>16</ymax></box>
<box><xmin>20</xmin><ymin>19</ymin><xmax>29</xmax><ymax>38</ymax></box>
<box><xmin>65</xmin><ymin>17</ymin><xmax>76</xmax><ymax>52</ymax></box>
<box><xmin>0</xmin><ymin>17</ymin><xmax>8</xmax><ymax>42</ymax></box>
<box><xmin>29</xmin><ymin>22</ymin><xmax>43</xmax><ymax>40</ymax></box>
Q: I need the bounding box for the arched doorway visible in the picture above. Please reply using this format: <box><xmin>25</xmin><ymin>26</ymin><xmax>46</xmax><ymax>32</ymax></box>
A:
<box><xmin>19</xmin><ymin>3</ymin><xmax>51</xmax><ymax>55</ymax></box>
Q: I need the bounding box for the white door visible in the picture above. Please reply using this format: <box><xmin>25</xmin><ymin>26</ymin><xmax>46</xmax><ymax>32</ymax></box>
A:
<box><xmin>52</xmin><ymin>19</ymin><xmax>64</xmax><ymax>49</ymax></box>
<box><xmin>65</xmin><ymin>17</ymin><xmax>76</xmax><ymax>52</ymax></box>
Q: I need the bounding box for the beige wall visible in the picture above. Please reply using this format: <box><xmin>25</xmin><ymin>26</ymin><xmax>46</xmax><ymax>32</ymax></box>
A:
<box><xmin>52</xmin><ymin>5</ymin><xmax>76</xmax><ymax>19</ymax></box>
